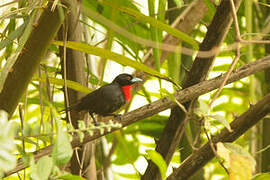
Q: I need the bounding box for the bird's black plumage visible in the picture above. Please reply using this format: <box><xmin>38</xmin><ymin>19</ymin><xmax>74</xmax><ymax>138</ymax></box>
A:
<box><xmin>63</xmin><ymin>73</ymin><xmax>142</xmax><ymax>125</ymax></box>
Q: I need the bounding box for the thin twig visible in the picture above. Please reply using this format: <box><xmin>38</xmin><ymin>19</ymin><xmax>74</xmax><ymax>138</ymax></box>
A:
<box><xmin>203</xmin><ymin>126</ymin><xmax>229</xmax><ymax>174</ymax></box>
<box><xmin>229</xmin><ymin>0</ymin><xmax>241</xmax><ymax>40</ymax></box>
<box><xmin>44</xmin><ymin>66</ymin><xmax>54</xmax><ymax>143</ymax></box>
<box><xmin>38</xmin><ymin>67</ymin><xmax>44</xmax><ymax>131</ymax></box>
<box><xmin>18</xmin><ymin>105</ymin><xmax>25</xmax><ymax>180</ymax></box>
<box><xmin>16</xmin><ymin>172</ymin><xmax>22</xmax><ymax>180</ymax></box>
<box><xmin>62</xmin><ymin>21</ymin><xmax>72</xmax><ymax>127</ymax></box>
<box><xmin>0</xmin><ymin>0</ymin><xmax>19</xmax><ymax>8</ymax></box>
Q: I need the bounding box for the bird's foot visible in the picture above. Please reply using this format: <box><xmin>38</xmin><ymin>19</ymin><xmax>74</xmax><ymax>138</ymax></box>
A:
<box><xmin>90</xmin><ymin>113</ymin><xmax>100</xmax><ymax>126</ymax></box>
<box><xmin>94</xmin><ymin>121</ymin><xmax>100</xmax><ymax>126</ymax></box>
<box><xmin>111</xmin><ymin>114</ymin><xmax>122</xmax><ymax>121</ymax></box>
<box><xmin>113</xmin><ymin>114</ymin><xmax>121</xmax><ymax>118</ymax></box>
<box><xmin>103</xmin><ymin>113</ymin><xmax>122</xmax><ymax>119</ymax></box>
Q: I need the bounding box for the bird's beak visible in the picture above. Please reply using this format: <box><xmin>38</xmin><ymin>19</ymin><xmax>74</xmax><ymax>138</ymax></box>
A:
<box><xmin>131</xmin><ymin>77</ymin><xmax>142</xmax><ymax>83</ymax></box>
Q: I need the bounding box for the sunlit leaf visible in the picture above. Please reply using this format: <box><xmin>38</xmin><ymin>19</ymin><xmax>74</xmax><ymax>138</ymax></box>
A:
<box><xmin>0</xmin><ymin>21</ymin><xmax>27</xmax><ymax>51</ymax></box>
<box><xmin>115</xmin><ymin>172</ymin><xmax>140</xmax><ymax>179</ymax></box>
<box><xmin>203</xmin><ymin>0</ymin><xmax>216</xmax><ymax>18</ymax></box>
<box><xmin>34</xmin><ymin>77</ymin><xmax>91</xmax><ymax>93</ymax></box>
<box><xmin>53</xmin><ymin>41</ymin><xmax>168</xmax><ymax>80</ymax></box>
<box><xmin>37</xmin><ymin>156</ymin><xmax>53</xmax><ymax>180</ymax></box>
<box><xmin>103</xmin><ymin>1</ymin><xmax>199</xmax><ymax>49</ymax></box>
<box><xmin>146</xmin><ymin>150</ymin><xmax>167</xmax><ymax>180</ymax></box>
<box><xmin>52</xmin><ymin>130</ymin><xmax>73</xmax><ymax>166</ymax></box>
<box><xmin>209</xmin><ymin>114</ymin><xmax>232</xmax><ymax>132</ymax></box>
<box><xmin>113</xmin><ymin>133</ymin><xmax>139</xmax><ymax>165</ymax></box>
<box><xmin>195</xmin><ymin>100</ymin><xmax>209</xmax><ymax>116</ymax></box>
<box><xmin>252</xmin><ymin>173</ymin><xmax>270</xmax><ymax>180</ymax></box>
<box><xmin>57</xmin><ymin>173</ymin><xmax>85</xmax><ymax>180</ymax></box>
<box><xmin>217</xmin><ymin>142</ymin><xmax>255</xmax><ymax>180</ymax></box>
<box><xmin>0</xmin><ymin>110</ymin><xmax>17</xmax><ymax>177</ymax></box>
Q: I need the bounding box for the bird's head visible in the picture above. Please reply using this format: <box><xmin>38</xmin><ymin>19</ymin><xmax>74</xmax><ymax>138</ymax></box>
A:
<box><xmin>112</xmin><ymin>73</ymin><xmax>142</xmax><ymax>86</ymax></box>
<box><xmin>112</xmin><ymin>73</ymin><xmax>142</xmax><ymax>101</ymax></box>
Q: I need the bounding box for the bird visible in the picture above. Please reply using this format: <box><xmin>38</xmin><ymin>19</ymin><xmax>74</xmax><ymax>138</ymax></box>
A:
<box><xmin>63</xmin><ymin>73</ymin><xmax>142</xmax><ymax>125</ymax></box>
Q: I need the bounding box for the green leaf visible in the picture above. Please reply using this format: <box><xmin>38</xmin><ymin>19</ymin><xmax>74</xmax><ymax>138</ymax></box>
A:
<box><xmin>217</xmin><ymin>142</ymin><xmax>255</xmax><ymax>180</ymax></box>
<box><xmin>223</xmin><ymin>143</ymin><xmax>255</xmax><ymax>164</ymax></box>
<box><xmin>148</xmin><ymin>0</ymin><xmax>161</xmax><ymax>72</ymax></box>
<box><xmin>146</xmin><ymin>150</ymin><xmax>167</xmax><ymax>180</ymax></box>
<box><xmin>203</xmin><ymin>0</ymin><xmax>216</xmax><ymax>18</ymax></box>
<box><xmin>30</xmin><ymin>155</ymin><xmax>53</xmax><ymax>180</ymax></box>
<box><xmin>34</xmin><ymin>77</ymin><xmax>91</xmax><ymax>93</ymax></box>
<box><xmin>0</xmin><ymin>21</ymin><xmax>27</xmax><ymax>50</ymax></box>
<box><xmin>82</xmin><ymin>0</ymin><xmax>147</xmax><ymax>55</ymax></box>
<box><xmin>209</xmin><ymin>114</ymin><xmax>232</xmax><ymax>132</ymax></box>
<box><xmin>52</xmin><ymin>130</ymin><xmax>73</xmax><ymax>166</ymax></box>
<box><xmin>0</xmin><ymin>110</ymin><xmax>17</xmax><ymax>177</ymax></box>
<box><xmin>78</xmin><ymin>120</ymin><xmax>86</xmax><ymax>129</ymax></box>
<box><xmin>103</xmin><ymin>2</ymin><xmax>198</xmax><ymax>49</ymax></box>
<box><xmin>168</xmin><ymin>45</ymin><xmax>181</xmax><ymax>82</ymax></box>
<box><xmin>252</xmin><ymin>173</ymin><xmax>270</xmax><ymax>180</ymax></box>
<box><xmin>57</xmin><ymin>173</ymin><xmax>85</xmax><ymax>180</ymax></box>
<box><xmin>113</xmin><ymin>133</ymin><xmax>139</xmax><ymax>165</ymax></box>
<box><xmin>195</xmin><ymin>100</ymin><xmax>209</xmax><ymax>116</ymax></box>
<box><xmin>77</xmin><ymin>131</ymin><xmax>84</xmax><ymax>143</ymax></box>
<box><xmin>36</xmin><ymin>156</ymin><xmax>53</xmax><ymax>180</ymax></box>
<box><xmin>115</xmin><ymin>172</ymin><xmax>139</xmax><ymax>179</ymax></box>
<box><xmin>5</xmin><ymin>18</ymin><xmax>16</xmax><ymax>59</ymax></box>
<box><xmin>53</xmin><ymin>41</ymin><xmax>168</xmax><ymax>80</ymax></box>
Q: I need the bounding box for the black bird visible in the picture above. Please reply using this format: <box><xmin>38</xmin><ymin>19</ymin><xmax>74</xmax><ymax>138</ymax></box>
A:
<box><xmin>63</xmin><ymin>73</ymin><xmax>142</xmax><ymax>125</ymax></box>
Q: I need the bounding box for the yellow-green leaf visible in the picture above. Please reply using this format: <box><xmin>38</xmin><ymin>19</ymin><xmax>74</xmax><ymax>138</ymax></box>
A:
<box><xmin>53</xmin><ymin>40</ymin><xmax>168</xmax><ymax>80</ymax></box>
<box><xmin>146</xmin><ymin>150</ymin><xmax>167</xmax><ymax>180</ymax></box>
<box><xmin>217</xmin><ymin>142</ymin><xmax>255</xmax><ymax>180</ymax></box>
<box><xmin>33</xmin><ymin>77</ymin><xmax>91</xmax><ymax>93</ymax></box>
<box><xmin>103</xmin><ymin>1</ymin><xmax>198</xmax><ymax>49</ymax></box>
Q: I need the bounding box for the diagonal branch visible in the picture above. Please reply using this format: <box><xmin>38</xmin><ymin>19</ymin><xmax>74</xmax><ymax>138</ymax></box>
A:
<box><xmin>5</xmin><ymin>55</ymin><xmax>270</xmax><ymax>177</ymax></box>
<box><xmin>167</xmin><ymin>92</ymin><xmax>270</xmax><ymax>180</ymax></box>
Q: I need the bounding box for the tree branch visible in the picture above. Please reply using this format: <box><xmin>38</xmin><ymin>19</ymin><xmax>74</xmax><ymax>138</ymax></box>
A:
<box><xmin>0</xmin><ymin>2</ymin><xmax>67</xmax><ymax>116</ymax></box>
<box><xmin>5</xmin><ymin>55</ymin><xmax>270</xmax><ymax>177</ymax></box>
<box><xmin>167</xmin><ymin>92</ymin><xmax>270</xmax><ymax>180</ymax></box>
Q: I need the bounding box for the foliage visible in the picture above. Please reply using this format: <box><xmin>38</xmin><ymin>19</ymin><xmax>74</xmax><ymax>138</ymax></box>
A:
<box><xmin>0</xmin><ymin>0</ymin><xmax>270</xmax><ymax>179</ymax></box>
<box><xmin>0</xmin><ymin>110</ymin><xmax>17</xmax><ymax>178</ymax></box>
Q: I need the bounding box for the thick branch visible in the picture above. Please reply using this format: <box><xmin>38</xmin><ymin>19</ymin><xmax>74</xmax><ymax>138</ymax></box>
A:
<box><xmin>167</xmin><ymin>92</ymin><xmax>270</xmax><ymax>180</ymax></box>
<box><xmin>6</xmin><ymin>55</ymin><xmax>270</xmax><ymax>176</ymax></box>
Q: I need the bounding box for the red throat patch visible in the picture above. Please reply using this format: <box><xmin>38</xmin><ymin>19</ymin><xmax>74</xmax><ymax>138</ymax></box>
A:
<box><xmin>121</xmin><ymin>85</ymin><xmax>132</xmax><ymax>101</ymax></box>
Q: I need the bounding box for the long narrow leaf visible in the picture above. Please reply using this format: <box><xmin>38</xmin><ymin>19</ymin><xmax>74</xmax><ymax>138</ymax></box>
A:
<box><xmin>33</xmin><ymin>77</ymin><xmax>91</xmax><ymax>93</ymax></box>
<box><xmin>53</xmin><ymin>40</ymin><xmax>168</xmax><ymax>79</ymax></box>
<box><xmin>102</xmin><ymin>1</ymin><xmax>198</xmax><ymax>49</ymax></box>
<box><xmin>148</xmin><ymin>0</ymin><xmax>161</xmax><ymax>72</ymax></box>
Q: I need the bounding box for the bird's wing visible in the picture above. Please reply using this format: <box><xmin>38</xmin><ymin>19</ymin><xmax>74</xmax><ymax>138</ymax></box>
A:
<box><xmin>96</xmin><ymin>84</ymin><xmax>126</xmax><ymax>114</ymax></box>
<box><xmin>66</xmin><ymin>84</ymin><xmax>125</xmax><ymax>115</ymax></box>
<box><xmin>76</xmin><ymin>89</ymin><xmax>101</xmax><ymax>111</ymax></box>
